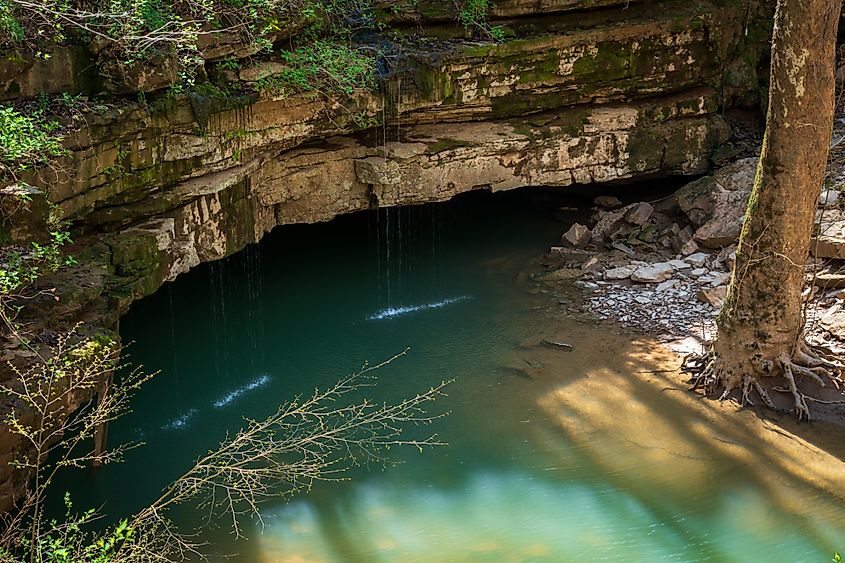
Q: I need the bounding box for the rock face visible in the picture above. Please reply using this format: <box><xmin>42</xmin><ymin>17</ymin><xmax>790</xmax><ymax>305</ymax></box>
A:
<box><xmin>675</xmin><ymin>157</ymin><xmax>757</xmax><ymax>248</ymax></box>
<box><xmin>0</xmin><ymin>0</ymin><xmax>774</xmax><ymax>511</ymax></box>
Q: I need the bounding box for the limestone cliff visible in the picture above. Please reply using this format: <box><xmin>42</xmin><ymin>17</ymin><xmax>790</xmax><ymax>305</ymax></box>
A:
<box><xmin>0</xmin><ymin>0</ymin><xmax>771</xmax><ymax>510</ymax></box>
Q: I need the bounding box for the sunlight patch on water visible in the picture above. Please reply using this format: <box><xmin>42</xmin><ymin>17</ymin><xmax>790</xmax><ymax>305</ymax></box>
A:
<box><xmin>252</xmin><ymin>469</ymin><xmax>840</xmax><ymax>562</ymax></box>
<box><xmin>367</xmin><ymin>297</ymin><xmax>470</xmax><ymax>321</ymax></box>
<box><xmin>253</xmin><ymin>471</ymin><xmax>694</xmax><ymax>562</ymax></box>
<box><xmin>213</xmin><ymin>375</ymin><xmax>271</xmax><ymax>408</ymax></box>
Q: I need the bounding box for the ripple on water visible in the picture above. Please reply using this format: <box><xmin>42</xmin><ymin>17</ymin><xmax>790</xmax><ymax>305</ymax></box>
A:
<box><xmin>212</xmin><ymin>375</ymin><xmax>271</xmax><ymax>408</ymax></box>
<box><xmin>367</xmin><ymin>297</ymin><xmax>470</xmax><ymax>321</ymax></box>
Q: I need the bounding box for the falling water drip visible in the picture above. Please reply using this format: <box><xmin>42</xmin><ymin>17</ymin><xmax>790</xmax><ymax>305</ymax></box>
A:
<box><xmin>385</xmin><ymin>206</ymin><xmax>392</xmax><ymax>307</ymax></box>
<box><xmin>217</xmin><ymin>260</ymin><xmax>229</xmax><ymax>382</ymax></box>
<box><xmin>397</xmin><ymin>204</ymin><xmax>403</xmax><ymax>305</ymax></box>
<box><xmin>166</xmin><ymin>284</ymin><xmax>183</xmax><ymax>416</ymax></box>
<box><xmin>208</xmin><ymin>261</ymin><xmax>221</xmax><ymax>383</ymax></box>
<box><xmin>246</xmin><ymin>244</ymin><xmax>266</xmax><ymax>373</ymax></box>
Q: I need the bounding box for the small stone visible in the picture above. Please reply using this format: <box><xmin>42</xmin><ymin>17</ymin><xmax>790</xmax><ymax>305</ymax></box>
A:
<box><xmin>707</xmin><ymin>272</ymin><xmax>730</xmax><ymax>287</ymax></box>
<box><xmin>563</xmin><ymin>223</ymin><xmax>592</xmax><ymax>247</ymax></box>
<box><xmin>820</xmin><ymin>188</ymin><xmax>840</xmax><ymax>206</ymax></box>
<box><xmin>594</xmin><ymin>195</ymin><xmax>623</xmax><ymax>209</ymax></box>
<box><xmin>690</xmin><ymin>268</ymin><xmax>707</xmax><ymax>277</ymax></box>
<box><xmin>716</xmin><ymin>245</ymin><xmax>737</xmax><ymax>270</ymax></box>
<box><xmin>631</xmin><ymin>262</ymin><xmax>674</xmax><ymax>283</ymax></box>
<box><xmin>668</xmin><ymin>259</ymin><xmax>690</xmax><ymax>270</ymax></box>
<box><xmin>680</xmin><ymin>239</ymin><xmax>700</xmax><ymax>256</ymax></box>
<box><xmin>13</xmin><ymin>349</ymin><xmax>37</xmax><ymax>358</ymax></box>
<box><xmin>634</xmin><ymin>294</ymin><xmax>652</xmax><ymax>304</ymax></box>
<box><xmin>611</xmin><ymin>242</ymin><xmax>636</xmax><ymax>256</ymax></box>
<box><xmin>697</xmin><ymin>285</ymin><xmax>728</xmax><ymax>307</ymax></box>
<box><xmin>686</xmin><ymin>252</ymin><xmax>708</xmax><ymax>268</ymax></box>
<box><xmin>624</xmin><ymin>202</ymin><xmax>654</xmax><ymax>226</ymax></box>
<box><xmin>582</xmin><ymin>256</ymin><xmax>600</xmax><ymax>270</ymax></box>
<box><xmin>656</xmin><ymin>279</ymin><xmax>678</xmax><ymax>291</ymax></box>
<box><xmin>604</xmin><ymin>266</ymin><xmax>636</xmax><ymax>280</ymax></box>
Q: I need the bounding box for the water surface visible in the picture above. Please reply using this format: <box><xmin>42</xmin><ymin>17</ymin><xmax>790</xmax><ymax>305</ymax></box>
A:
<box><xmin>62</xmin><ymin>190</ymin><xmax>845</xmax><ymax>561</ymax></box>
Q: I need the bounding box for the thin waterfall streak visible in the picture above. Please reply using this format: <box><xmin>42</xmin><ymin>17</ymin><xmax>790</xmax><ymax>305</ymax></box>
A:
<box><xmin>166</xmin><ymin>284</ymin><xmax>182</xmax><ymax>413</ymax></box>
<box><xmin>209</xmin><ymin>262</ymin><xmax>221</xmax><ymax>382</ymax></box>
<box><xmin>386</xmin><ymin>207</ymin><xmax>392</xmax><ymax>306</ymax></box>
<box><xmin>216</xmin><ymin>261</ymin><xmax>228</xmax><ymax>383</ymax></box>
<box><xmin>253</xmin><ymin>244</ymin><xmax>266</xmax><ymax>369</ymax></box>
<box><xmin>375</xmin><ymin>207</ymin><xmax>382</xmax><ymax>307</ymax></box>
<box><xmin>397</xmin><ymin>204</ymin><xmax>402</xmax><ymax>305</ymax></box>
<box><xmin>244</xmin><ymin>247</ymin><xmax>255</xmax><ymax>374</ymax></box>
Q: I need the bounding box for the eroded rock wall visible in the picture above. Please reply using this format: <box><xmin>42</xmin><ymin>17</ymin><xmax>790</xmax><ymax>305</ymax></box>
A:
<box><xmin>0</xmin><ymin>0</ymin><xmax>771</xmax><ymax>511</ymax></box>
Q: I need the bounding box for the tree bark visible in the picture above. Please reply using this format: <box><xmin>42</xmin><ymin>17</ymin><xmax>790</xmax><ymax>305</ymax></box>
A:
<box><xmin>704</xmin><ymin>0</ymin><xmax>842</xmax><ymax>416</ymax></box>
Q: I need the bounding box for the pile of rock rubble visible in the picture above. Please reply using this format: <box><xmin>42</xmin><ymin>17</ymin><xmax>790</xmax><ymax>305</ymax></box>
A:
<box><xmin>541</xmin><ymin>143</ymin><xmax>845</xmax><ymax>347</ymax></box>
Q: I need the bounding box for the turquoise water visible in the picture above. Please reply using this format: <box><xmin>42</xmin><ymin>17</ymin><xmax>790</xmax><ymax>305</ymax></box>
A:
<box><xmin>61</xmin><ymin>190</ymin><xmax>845</xmax><ymax>561</ymax></box>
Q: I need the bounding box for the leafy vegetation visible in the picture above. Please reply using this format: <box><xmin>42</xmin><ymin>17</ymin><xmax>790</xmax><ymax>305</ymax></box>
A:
<box><xmin>457</xmin><ymin>0</ymin><xmax>504</xmax><ymax>40</ymax></box>
<box><xmin>255</xmin><ymin>40</ymin><xmax>375</xmax><ymax>96</ymax></box>
<box><xmin>0</xmin><ymin>194</ymin><xmax>74</xmax><ymax>300</ymax></box>
<box><xmin>0</xmin><ymin>105</ymin><xmax>65</xmax><ymax>177</ymax></box>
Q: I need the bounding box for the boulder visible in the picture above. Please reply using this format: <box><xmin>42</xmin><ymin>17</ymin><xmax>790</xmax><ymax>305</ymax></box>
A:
<box><xmin>591</xmin><ymin>208</ymin><xmax>628</xmax><ymax>241</ymax></box>
<box><xmin>624</xmin><ymin>202</ymin><xmax>654</xmax><ymax>226</ymax></box>
<box><xmin>604</xmin><ymin>265</ymin><xmax>636</xmax><ymax>280</ymax></box>
<box><xmin>675</xmin><ymin>157</ymin><xmax>757</xmax><ymax>248</ymax></box>
<box><xmin>686</xmin><ymin>252</ymin><xmax>709</xmax><ymax>268</ymax></box>
<box><xmin>820</xmin><ymin>303</ymin><xmax>845</xmax><ymax>337</ymax></box>
<box><xmin>812</xmin><ymin>209</ymin><xmax>845</xmax><ymax>259</ymax></box>
<box><xmin>563</xmin><ymin>223</ymin><xmax>592</xmax><ymax>247</ymax></box>
<box><xmin>591</xmin><ymin>202</ymin><xmax>655</xmax><ymax>242</ymax></box>
<box><xmin>697</xmin><ymin>285</ymin><xmax>728</xmax><ymax>307</ymax></box>
<box><xmin>631</xmin><ymin>262</ymin><xmax>674</xmax><ymax>283</ymax></box>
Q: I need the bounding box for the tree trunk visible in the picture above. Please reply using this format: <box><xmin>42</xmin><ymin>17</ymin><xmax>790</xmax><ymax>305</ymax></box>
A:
<box><xmin>704</xmin><ymin>0</ymin><xmax>842</xmax><ymax>416</ymax></box>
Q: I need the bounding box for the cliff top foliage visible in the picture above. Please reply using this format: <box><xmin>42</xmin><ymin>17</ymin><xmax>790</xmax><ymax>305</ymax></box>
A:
<box><xmin>0</xmin><ymin>0</ymin><xmax>375</xmax><ymax>71</ymax></box>
<box><xmin>0</xmin><ymin>0</ymin><xmax>498</xmax><ymax>75</ymax></box>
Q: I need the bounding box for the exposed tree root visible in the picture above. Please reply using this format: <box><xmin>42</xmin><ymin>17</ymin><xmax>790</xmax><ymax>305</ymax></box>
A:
<box><xmin>682</xmin><ymin>339</ymin><xmax>845</xmax><ymax>421</ymax></box>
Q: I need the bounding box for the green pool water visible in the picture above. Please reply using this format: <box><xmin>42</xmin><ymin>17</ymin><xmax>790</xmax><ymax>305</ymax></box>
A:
<box><xmin>60</xmin><ymin>189</ymin><xmax>845</xmax><ymax>562</ymax></box>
